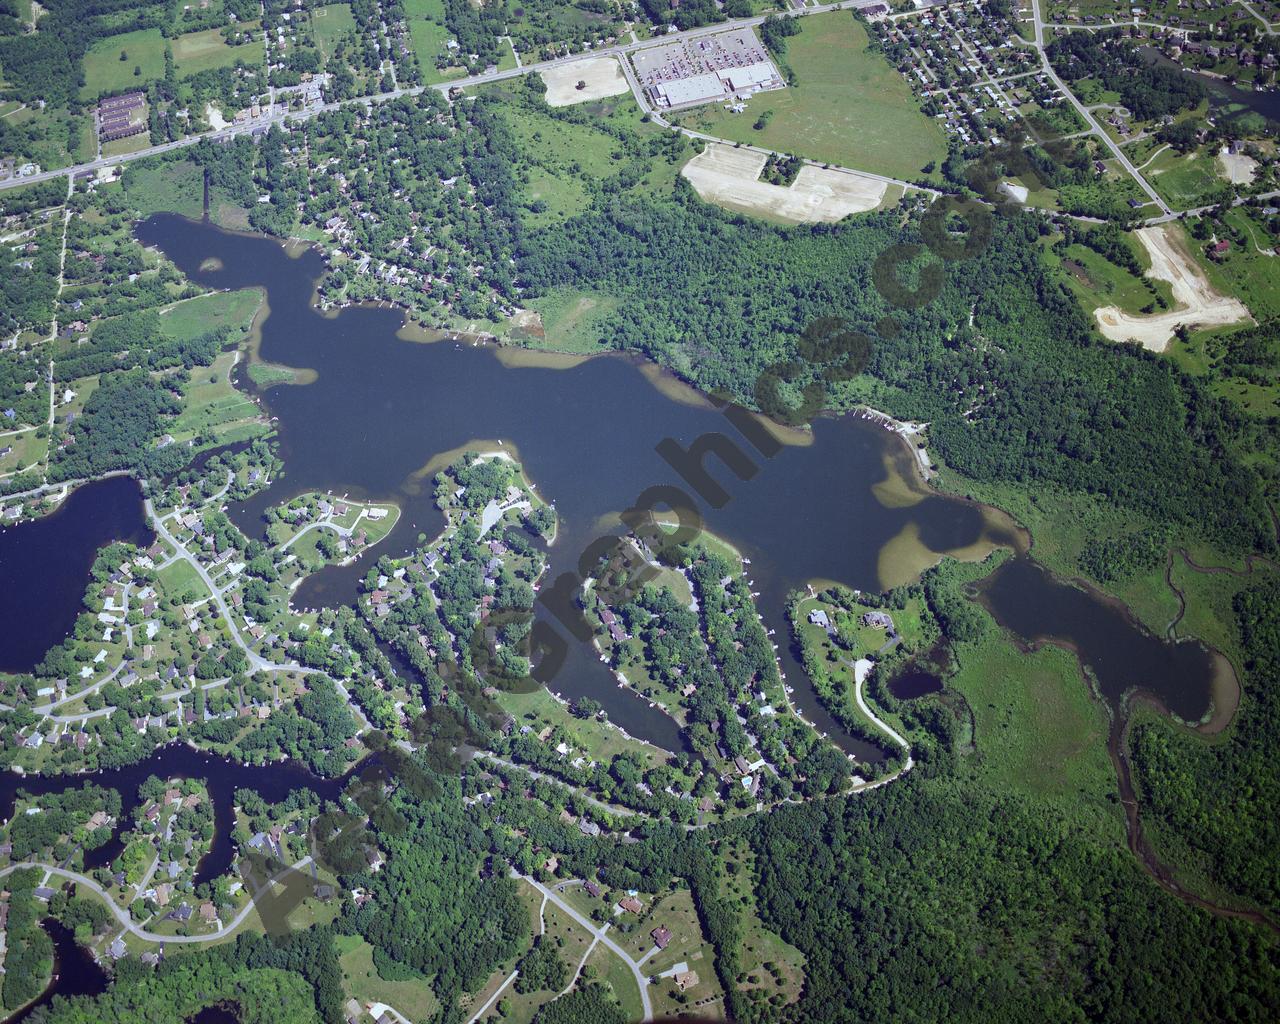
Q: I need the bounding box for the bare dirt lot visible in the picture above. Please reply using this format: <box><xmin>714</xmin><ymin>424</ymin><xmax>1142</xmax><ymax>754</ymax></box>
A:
<box><xmin>1094</xmin><ymin>224</ymin><xmax>1251</xmax><ymax>352</ymax></box>
<box><xmin>1217</xmin><ymin>146</ymin><xmax>1258</xmax><ymax>185</ymax></box>
<box><xmin>542</xmin><ymin>57</ymin><xmax>629</xmax><ymax>106</ymax></box>
<box><xmin>680</xmin><ymin>143</ymin><xmax>886</xmax><ymax>224</ymax></box>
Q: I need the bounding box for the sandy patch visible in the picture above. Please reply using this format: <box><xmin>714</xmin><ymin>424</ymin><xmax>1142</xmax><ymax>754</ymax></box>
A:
<box><xmin>1217</xmin><ymin>146</ymin><xmax>1258</xmax><ymax>185</ymax></box>
<box><xmin>205</xmin><ymin>103</ymin><xmax>228</xmax><ymax>130</ymax></box>
<box><xmin>542</xmin><ymin>57</ymin><xmax>629</xmax><ymax>106</ymax></box>
<box><xmin>681</xmin><ymin>143</ymin><xmax>886</xmax><ymax>224</ymax></box>
<box><xmin>1093</xmin><ymin>224</ymin><xmax>1251</xmax><ymax>352</ymax></box>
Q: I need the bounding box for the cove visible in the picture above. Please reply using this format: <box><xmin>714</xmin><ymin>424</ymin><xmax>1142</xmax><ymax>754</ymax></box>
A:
<box><xmin>3</xmin><ymin>917</ymin><xmax>108</xmax><ymax>1024</ymax></box>
<box><xmin>977</xmin><ymin>556</ymin><xmax>1223</xmax><ymax>724</ymax></box>
<box><xmin>0</xmin><ymin>476</ymin><xmax>152</xmax><ymax>673</ymax></box>
<box><xmin>136</xmin><ymin>213</ymin><xmax>1018</xmax><ymax>762</ymax></box>
<box><xmin>1140</xmin><ymin>47</ymin><xmax>1280</xmax><ymax>125</ymax></box>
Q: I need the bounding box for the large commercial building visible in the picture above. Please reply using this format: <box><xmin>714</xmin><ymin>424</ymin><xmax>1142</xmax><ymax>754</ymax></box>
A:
<box><xmin>633</xmin><ymin>29</ymin><xmax>786</xmax><ymax>110</ymax></box>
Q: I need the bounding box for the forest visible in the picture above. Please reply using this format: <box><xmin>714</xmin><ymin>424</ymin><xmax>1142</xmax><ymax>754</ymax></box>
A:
<box><xmin>739</xmin><ymin>776</ymin><xmax>1280</xmax><ymax>1024</ymax></box>
<box><xmin>1129</xmin><ymin>576</ymin><xmax>1280</xmax><ymax>918</ymax></box>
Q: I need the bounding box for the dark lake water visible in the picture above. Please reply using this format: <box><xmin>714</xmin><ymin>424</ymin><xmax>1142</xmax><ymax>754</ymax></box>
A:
<box><xmin>887</xmin><ymin>666</ymin><xmax>944</xmax><ymax>700</ymax></box>
<box><xmin>134</xmin><ymin>213</ymin><xmax>1024</xmax><ymax>762</ymax></box>
<box><xmin>4</xmin><ymin>917</ymin><xmax>107</xmax><ymax>1024</ymax></box>
<box><xmin>0</xmin><ymin>475</ymin><xmax>152</xmax><ymax>672</ymax></box>
<box><xmin>978</xmin><ymin>556</ymin><xmax>1218</xmax><ymax>723</ymax></box>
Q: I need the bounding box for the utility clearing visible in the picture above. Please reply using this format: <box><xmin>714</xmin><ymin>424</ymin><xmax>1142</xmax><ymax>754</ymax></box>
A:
<box><xmin>681</xmin><ymin>143</ymin><xmax>886</xmax><ymax>224</ymax></box>
<box><xmin>1094</xmin><ymin>224</ymin><xmax>1251</xmax><ymax>352</ymax></box>
<box><xmin>542</xmin><ymin>57</ymin><xmax>629</xmax><ymax>106</ymax></box>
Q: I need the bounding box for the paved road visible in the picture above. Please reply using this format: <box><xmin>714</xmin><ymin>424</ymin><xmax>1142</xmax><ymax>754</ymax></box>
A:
<box><xmin>146</xmin><ymin>497</ymin><xmax>296</xmax><ymax>676</ymax></box>
<box><xmin>0</xmin><ymin>0</ymin><xmax>882</xmax><ymax>195</ymax></box>
<box><xmin>476</xmin><ymin>752</ymin><xmax>639</xmax><ymax>818</ymax></box>
<box><xmin>1023</xmin><ymin>0</ymin><xmax>1171</xmax><ymax>215</ymax></box>
<box><xmin>518</xmin><ymin>871</ymin><xmax>653</xmax><ymax>1021</ymax></box>
<box><xmin>0</xmin><ymin>857</ymin><xmax>311</xmax><ymax>943</ymax></box>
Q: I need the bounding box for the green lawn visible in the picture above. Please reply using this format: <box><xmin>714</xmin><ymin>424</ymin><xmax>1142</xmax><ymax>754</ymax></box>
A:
<box><xmin>82</xmin><ymin>28</ymin><xmax>167</xmax><ymax>98</ymax></box>
<box><xmin>672</xmin><ymin>12</ymin><xmax>946</xmax><ymax>182</ymax></box>
<box><xmin>336</xmin><ymin>935</ymin><xmax>440</xmax><ymax>1022</ymax></box>
<box><xmin>173</xmin><ymin>27</ymin><xmax>247</xmax><ymax>77</ymax></box>
<box><xmin>157</xmin><ymin>558</ymin><xmax>208</xmax><ymax>603</ymax></box>
<box><xmin>312</xmin><ymin>3</ymin><xmax>358</xmax><ymax>61</ymax></box>
<box><xmin>159</xmin><ymin>288</ymin><xmax>263</xmax><ymax>341</ymax></box>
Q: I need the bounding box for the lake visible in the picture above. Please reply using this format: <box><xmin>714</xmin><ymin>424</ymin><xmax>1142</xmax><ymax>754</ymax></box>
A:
<box><xmin>0</xmin><ymin>476</ymin><xmax>152</xmax><ymax>673</ymax></box>
<box><xmin>978</xmin><ymin>556</ymin><xmax>1225</xmax><ymax>724</ymax></box>
<box><xmin>134</xmin><ymin>213</ymin><xmax>1022</xmax><ymax>762</ymax></box>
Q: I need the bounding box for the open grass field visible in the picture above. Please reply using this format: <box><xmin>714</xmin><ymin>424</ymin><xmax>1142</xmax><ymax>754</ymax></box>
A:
<box><xmin>156</xmin><ymin>558</ymin><xmax>208</xmax><ymax>603</ymax></box>
<box><xmin>948</xmin><ymin>622</ymin><xmax>1121</xmax><ymax>832</ymax></box>
<box><xmin>121</xmin><ymin>159</ymin><xmax>204</xmax><ymax>218</ymax></box>
<box><xmin>717</xmin><ymin>835</ymin><xmax>805</xmax><ymax>1010</ymax></box>
<box><xmin>493</xmin><ymin>685</ymin><xmax>669</xmax><ymax>767</ymax></box>
<box><xmin>1146</xmin><ymin>147</ymin><xmax>1229</xmax><ymax>209</ymax></box>
<box><xmin>159</xmin><ymin>288</ymin><xmax>263</xmax><ymax>341</ymax></box>
<box><xmin>1045</xmin><ymin>236</ymin><xmax>1172</xmax><ymax>317</ymax></box>
<box><xmin>483</xmin><ymin>87</ymin><xmax>680</xmax><ymax>229</ymax></box>
<box><xmin>403</xmin><ymin>0</ymin><xmax>468</xmax><ymax>84</ymax></box>
<box><xmin>172</xmin><ymin>350</ymin><xmax>261</xmax><ymax>440</ymax></box>
<box><xmin>172</xmin><ymin>27</ymin><xmax>246</xmax><ymax>78</ymax></box>
<box><xmin>525</xmin><ymin>290</ymin><xmax>620</xmax><ymax>352</ymax></box>
<box><xmin>0</xmin><ymin>429</ymin><xmax>47</xmax><ymax>476</ymax></box>
<box><xmin>1190</xmin><ymin>210</ymin><xmax>1280</xmax><ymax>323</ymax></box>
<box><xmin>584</xmin><ymin>944</ymin><xmax>645</xmax><ymax>1021</ymax></box>
<box><xmin>312</xmin><ymin>3</ymin><xmax>358</xmax><ymax>61</ymax></box>
<box><xmin>673</xmin><ymin>12</ymin><xmax>946</xmax><ymax>183</ymax></box>
<box><xmin>82</xmin><ymin>28</ymin><xmax>167</xmax><ymax>97</ymax></box>
<box><xmin>336</xmin><ymin>934</ymin><xmax>440</xmax><ymax>1022</ymax></box>
<box><xmin>102</xmin><ymin>131</ymin><xmax>155</xmax><ymax>158</ymax></box>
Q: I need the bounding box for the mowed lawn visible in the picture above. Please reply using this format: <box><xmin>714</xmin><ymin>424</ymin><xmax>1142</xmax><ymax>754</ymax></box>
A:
<box><xmin>676</xmin><ymin>12</ymin><xmax>946</xmax><ymax>182</ymax></box>
<box><xmin>82</xmin><ymin>28</ymin><xmax>167</xmax><ymax>97</ymax></box>
<box><xmin>312</xmin><ymin>3</ymin><xmax>358</xmax><ymax>60</ymax></box>
<box><xmin>173</xmin><ymin>27</ymin><xmax>249</xmax><ymax>78</ymax></box>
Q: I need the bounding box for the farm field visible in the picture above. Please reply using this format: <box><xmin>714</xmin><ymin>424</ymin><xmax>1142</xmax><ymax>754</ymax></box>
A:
<box><xmin>674</xmin><ymin>12</ymin><xmax>947</xmax><ymax>183</ymax></box>
<box><xmin>82</xmin><ymin>28</ymin><xmax>167</xmax><ymax>98</ymax></box>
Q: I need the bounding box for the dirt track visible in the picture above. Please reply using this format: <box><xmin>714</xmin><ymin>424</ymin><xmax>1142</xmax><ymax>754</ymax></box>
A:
<box><xmin>681</xmin><ymin>143</ymin><xmax>886</xmax><ymax>224</ymax></box>
<box><xmin>1093</xmin><ymin>224</ymin><xmax>1251</xmax><ymax>352</ymax></box>
<box><xmin>542</xmin><ymin>57</ymin><xmax>629</xmax><ymax>106</ymax></box>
